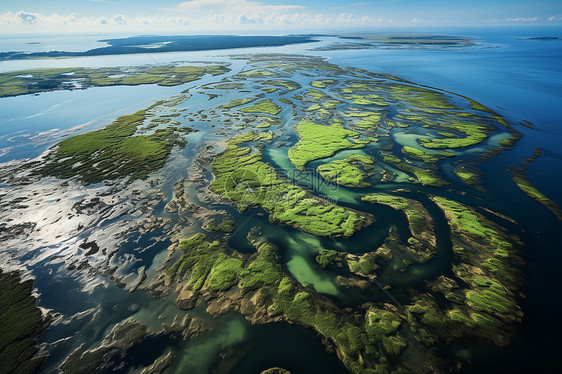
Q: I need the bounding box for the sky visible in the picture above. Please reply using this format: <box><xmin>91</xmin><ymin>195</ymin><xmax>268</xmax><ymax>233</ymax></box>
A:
<box><xmin>0</xmin><ymin>0</ymin><xmax>561</xmax><ymax>35</ymax></box>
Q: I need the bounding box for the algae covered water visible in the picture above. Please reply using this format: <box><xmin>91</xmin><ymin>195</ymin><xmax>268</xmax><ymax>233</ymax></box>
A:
<box><xmin>1</xmin><ymin>28</ymin><xmax>561</xmax><ymax>373</ymax></box>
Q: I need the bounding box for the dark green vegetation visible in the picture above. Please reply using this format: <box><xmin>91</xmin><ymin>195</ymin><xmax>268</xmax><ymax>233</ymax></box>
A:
<box><xmin>0</xmin><ymin>65</ymin><xmax>229</xmax><ymax>97</ymax></box>
<box><xmin>0</xmin><ymin>35</ymin><xmax>316</xmax><ymax>61</ymax></box>
<box><xmin>313</xmin><ymin>34</ymin><xmax>475</xmax><ymax>51</ymax></box>
<box><xmin>210</xmin><ymin>132</ymin><xmax>373</xmax><ymax>237</ymax></box>
<box><xmin>0</xmin><ymin>270</ymin><xmax>47</xmax><ymax>374</ymax></box>
<box><xmin>317</xmin><ymin>154</ymin><xmax>375</xmax><ymax>187</ymax></box>
<box><xmin>39</xmin><ymin>105</ymin><xmax>194</xmax><ymax>184</ymax></box>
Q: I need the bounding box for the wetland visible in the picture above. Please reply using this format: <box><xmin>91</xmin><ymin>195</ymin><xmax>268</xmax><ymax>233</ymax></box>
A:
<box><xmin>1</xmin><ymin>30</ymin><xmax>561</xmax><ymax>374</ymax></box>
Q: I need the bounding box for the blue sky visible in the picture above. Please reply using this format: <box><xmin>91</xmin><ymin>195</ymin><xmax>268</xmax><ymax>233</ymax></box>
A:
<box><xmin>1</xmin><ymin>0</ymin><xmax>561</xmax><ymax>34</ymax></box>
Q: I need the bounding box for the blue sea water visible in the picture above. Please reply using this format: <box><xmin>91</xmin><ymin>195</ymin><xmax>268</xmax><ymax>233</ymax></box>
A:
<box><xmin>1</xmin><ymin>27</ymin><xmax>562</xmax><ymax>373</ymax></box>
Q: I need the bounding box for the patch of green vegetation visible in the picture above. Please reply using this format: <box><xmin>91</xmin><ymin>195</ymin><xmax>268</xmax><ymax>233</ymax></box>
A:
<box><xmin>262</xmin><ymin>87</ymin><xmax>279</xmax><ymax>93</ymax></box>
<box><xmin>208</xmin><ymin>257</ymin><xmax>245</xmax><ymax>291</ymax></box>
<box><xmin>288</xmin><ymin>120</ymin><xmax>369</xmax><ymax>170</ymax></box>
<box><xmin>453</xmin><ymin>166</ymin><xmax>480</xmax><ymax>185</ymax></box>
<box><xmin>383</xmin><ymin>154</ymin><xmax>446</xmax><ymax>186</ymax></box>
<box><xmin>324</xmin><ymin>99</ymin><xmax>344</xmax><ymax>110</ymax></box>
<box><xmin>348</xmin><ymin>254</ymin><xmax>379</xmax><ymax>276</ymax></box>
<box><xmin>210</xmin><ymin>132</ymin><xmax>372</xmax><ymax>237</ymax></box>
<box><xmin>315</xmin><ymin>249</ymin><xmax>344</xmax><ymax>268</ymax></box>
<box><xmin>167</xmin><ymin>233</ymin><xmax>283</xmax><ymax>293</ymax></box>
<box><xmin>238</xmin><ymin>69</ymin><xmax>278</xmax><ymax>78</ymax></box>
<box><xmin>317</xmin><ymin>154</ymin><xmax>375</xmax><ymax>187</ymax></box>
<box><xmin>279</xmin><ymin>97</ymin><xmax>293</xmax><ymax>106</ymax></box>
<box><xmin>239</xmin><ymin>99</ymin><xmax>282</xmax><ymax>115</ymax></box>
<box><xmin>342</xmin><ymin>110</ymin><xmax>383</xmax><ymax>130</ymax></box>
<box><xmin>120</xmin><ymin>74</ymin><xmax>165</xmax><ymax>85</ymax></box>
<box><xmin>419</xmin><ymin>121</ymin><xmax>488</xmax><ymax>149</ymax></box>
<box><xmin>310</xmin><ymin>79</ymin><xmax>335</xmax><ymax>88</ymax></box>
<box><xmin>261</xmin><ymin>79</ymin><xmax>301</xmax><ymax>91</ymax></box>
<box><xmin>431</xmin><ymin>197</ymin><xmax>490</xmax><ymax>239</ymax></box>
<box><xmin>401</xmin><ymin>146</ymin><xmax>454</xmax><ymax>163</ymax></box>
<box><xmin>219</xmin><ymin>97</ymin><xmax>257</xmax><ymax>109</ymax></box>
<box><xmin>0</xmin><ymin>270</ymin><xmax>47</xmax><ymax>374</ymax></box>
<box><xmin>465</xmin><ymin>287</ymin><xmax>511</xmax><ymax>314</ymax></box>
<box><xmin>0</xmin><ymin>65</ymin><xmax>230</xmax><ymax>97</ymax></box>
<box><xmin>214</xmin><ymin>83</ymin><xmax>245</xmax><ymax>89</ymax></box>
<box><xmin>498</xmin><ymin>132</ymin><xmax>522</xmax><ymax>148</ymax></box>
<box><xmin>349</xmin><ymin>96</ymin><xmax>388</xmax><ymax>106</ymax></box>
<box><xmin>431</xmin><ymin>196</ymin><xmax>521</xmax><ymax>285</ymax></box>
<box><xmin>305</xmin><ymin>88</ymin><xmax>330</xmax><ymax>101</ymax></box>
<box><xmin>240</xmin><ymin>242</ymin><xmax>284</xmax><ymax>290</ymax></box>
<box><xmin>364</xmin><ymin>308</ymin><xmax>406</xmax><ymax>356</ymax></box>
<box><xmin>469</xmin><ymin>99</ymin><xmax>495</xmax><ymax>114</ymax></box>
<box><xmin>204</xmin><ymin>218</ymin><xmax>235</xmax><ymax>233</ymax></box>
<box><xmin>39</xmin><ymin>107</ymin><xmax>192</xmax><ymax>184</ymax></box>
<box><xmin>512</xmin><ymin>175</ymin><xmax>562</xmax><ymax>220</ymax></box>
<box><xmin>390</xmin><ymin>84</ymin><xmax>457</xmax><ymax>109</ymax></box>
<box><xmin>305</xmin><ymin>103</ymin><xmax>322</xmax><ymax>112</ymax></box>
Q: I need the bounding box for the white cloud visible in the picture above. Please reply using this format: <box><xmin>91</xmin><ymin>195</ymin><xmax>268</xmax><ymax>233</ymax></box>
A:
<box><xmin>505</xmin><ymin>17</ymin><xmax>539</xmax><ymax>22</ymax></box>
<box><xmin>0</xmin><ymin>10</ymin><xmax>128</xmax><ymax>28</ymax></box>
<box><xmin>486</xmin><ymin>16</ymin><xmax>558</xmax><ymax>23</ymax></box>
<box><xmin>0</xmin><ymin>7</ymin><xmax>386</xmax><ymax>34</ymax></box>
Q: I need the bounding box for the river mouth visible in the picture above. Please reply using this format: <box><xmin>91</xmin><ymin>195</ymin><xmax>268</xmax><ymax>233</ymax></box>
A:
<box><xmin>1</xmin><ymin>29</ymin><xmax>561</xmax><ymax>374</ymax></box>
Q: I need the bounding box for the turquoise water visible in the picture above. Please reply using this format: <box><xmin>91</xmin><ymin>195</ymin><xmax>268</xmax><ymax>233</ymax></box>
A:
<box><xmin>1</xmin><ymin>28</ymin><xmax>562</xmax><ymax>373</ymax></box>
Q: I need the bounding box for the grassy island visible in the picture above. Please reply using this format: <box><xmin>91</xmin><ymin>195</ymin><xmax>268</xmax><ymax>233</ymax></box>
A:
<box><xmin>317</xmin><ymin>154</ymin><xmax>375</xmax><ymax>187</ymax></box>
<box><xmin>210</xmin><ymin>132</ymin><xmax>373</xmax><ymax>237</ymax></box>
<box><xmin>288</xmin><ymin>121</ymin><xmax>369</xmax><ymax>170</ymax></box>
<box><xmin>512</xmin><ymin>176</ymin><xmax>562</xmax><ymax>220</ymax></box>
<box><xmin>401</xmin><ymin>146</ymin><xmax>455</xmax><ymax>163</ymax></box>
<box><xmin>382</xmin><ymin>153</ymin><xmax>446</xmax><ymax>186</ymax></box>
<box><xmin>0</xmin><ymin>270</ymin><xmax>47</xmax><ymax>374</ymax></box>
<box><xmin>239</xmin><ymin>99</ymin><xmax>282</xmax><ymax>115</ymax></box>
<box><xmin>40</xmin><ymin>107</ymin><xmax>193</xmax><ymax>184</ymax></box>
<box><xmin>219</xmin><ymin>97</ymin><xmax>257</xmax><ymax>109</ymax></box>
<box><xmin>0</xmin><ymin>65</ymin><xmax>229</xmax><ymax>97</ymax></box>
<box><xmin>260</xmin><ymin>79</ymin><xmax>301</xmax><ymax>91</ymax></box>
<box><xmin>419</xmin><ymin>121</ymin><xmax>489</xmax><ymax>149</ymax></box>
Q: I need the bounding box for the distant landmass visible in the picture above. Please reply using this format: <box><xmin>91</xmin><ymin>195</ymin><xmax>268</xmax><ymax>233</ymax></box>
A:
<box><xmin>0</xmin><ymin>35</ymin><xmax>317</xmax><ymax>60</ymax></box>
<box><xmin>311</xmin><ymin>33</ymin><xmax>476</xmax><ymax>51</ymax></box>
<box><xmin>527</xmin><ymin>36</ymin><xmax>562</xmax><ymax>40</ymax></box>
